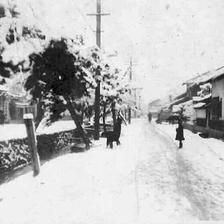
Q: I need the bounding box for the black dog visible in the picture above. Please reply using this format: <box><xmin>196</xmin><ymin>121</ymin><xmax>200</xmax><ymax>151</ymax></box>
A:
<box><xmin>103</xmin><ymin>115</ymin><xmax>127</xmax><ymax>149</ymax></box>
<box><xmin>106</xmin><ymin>116</ymin><xmax>122</xmax><ymax>148</ymax></box>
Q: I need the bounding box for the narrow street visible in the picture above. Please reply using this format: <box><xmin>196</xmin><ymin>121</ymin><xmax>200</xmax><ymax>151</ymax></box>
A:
<box><xmin>122</xmin><ymin>119</ymin><xmax>200</xmax><ymax>223</ymax></box>
<box><xmin>0</xmin><ymin>119</ymin><xmax>219</xmax><ymax>223</ymax></box>
<box><xmin>2</xmin><ymin>1</ymin><xmax>224</xmax><ymax>223</ymax></box>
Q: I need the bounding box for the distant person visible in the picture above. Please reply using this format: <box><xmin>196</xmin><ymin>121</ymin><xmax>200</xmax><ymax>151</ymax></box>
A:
<box><xmin>105</xmin><ymin>111</ymin><xmax>127</xmax><ymax>149</ymax></box>
<box><xmin>148</xmin><ymin>112</ymin><xmax>152</xmax><ymax>122</ymax></box>
<box><xmin>0</xmin><ymin>110</ymin><xmax>5</xmax><ymax>124</ymax></box>
<box><xmin>175</xmin><ymin>120</ymin><xmax>185</xmax><ymax>148</ymax></box>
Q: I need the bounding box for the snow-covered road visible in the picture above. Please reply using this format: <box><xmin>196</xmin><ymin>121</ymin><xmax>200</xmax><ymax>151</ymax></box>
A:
<box><xmin>156</xmin><ymin>122</ymin><xmax>224</xmax><ymax>221</ymax></box>
<box><xmin>130</xmin><ymin>120</ymin><xmax>198</xmax><ymax>223</ymax></box>
<box><xmin>0</xmin><ymin>119</ymin><xmax>223</xmax><ymax>223</ymax></box>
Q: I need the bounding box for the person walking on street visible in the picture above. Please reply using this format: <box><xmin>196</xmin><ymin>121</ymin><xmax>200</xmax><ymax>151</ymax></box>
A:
<box><xmin>175</xmin><ymin>119</ymin><xmax>185</xmax><ymax>148</ymax></box>
<box><xmin>148</xmin><ymin>112</ymin><xmax>152</xmax><ymax>122</ymax></box>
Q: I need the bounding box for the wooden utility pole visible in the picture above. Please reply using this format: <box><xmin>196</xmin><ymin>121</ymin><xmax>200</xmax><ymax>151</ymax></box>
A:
<box><xmin>87</xmin><ymin>0</ymin><xmax>109</xmax><ymax>140</ymax></box>
<box><xmin>128</xmin><ymin>58</ymin><xmax>133</xmax><ymax>124</ymax></box>
<box><xmin>129</xmin><ymin>58</ymin><xmax>133</xmax><ymax>81</ymax></box>
<box><xmin>24</xmin><ymin>113</ymin><xmax>40</xmax><ymax>176</ymax></box>
<box><xmin>128</xmin><ymin>58</ymin><xmax>142</xmax><ymax>119</ymax></box>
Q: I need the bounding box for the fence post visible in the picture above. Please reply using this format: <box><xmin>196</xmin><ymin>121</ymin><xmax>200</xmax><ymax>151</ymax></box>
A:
<box><xmin>23</xmin><ymin>113</ymin><xmax>40</xmax><ymax>176</ymax></box>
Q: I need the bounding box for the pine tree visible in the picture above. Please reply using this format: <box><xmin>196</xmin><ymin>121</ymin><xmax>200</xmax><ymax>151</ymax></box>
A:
<box><xmin>25</xmin><ymin>38</ymin><xmax>97</xmax><ymax>149</ymax></box>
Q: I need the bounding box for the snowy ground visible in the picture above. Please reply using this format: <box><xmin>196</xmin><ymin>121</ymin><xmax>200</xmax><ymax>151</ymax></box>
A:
<box><xmin>0</xmin><ymin>119</ymin><xmax>224</xmax><ymax>223</ymax></box>
<box><xmin>155</xmin><ymin>122</ymin><xmax>224</xmax><ymax>220</ymax></box>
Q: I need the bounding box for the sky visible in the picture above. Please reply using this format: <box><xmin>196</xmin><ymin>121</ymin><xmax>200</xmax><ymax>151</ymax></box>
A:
<box><xmin>6</xmin><ymin>0</ymin><xmax>224</xmax><ymax>103</ymax></box>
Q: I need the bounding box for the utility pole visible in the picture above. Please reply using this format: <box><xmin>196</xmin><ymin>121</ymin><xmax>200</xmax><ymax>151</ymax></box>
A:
<box><xmin>129</xmin><ymin>57</ymin><xmax>138</xmax><ymax>118</ymax></box>
<box><xmin>128</xmin><ymin>58</ymin><xmax>133</xmax><ymax>124</ymax></box>
<box><xmin>129</xmin><ymin>57</ymin><xmax>133</xmax><ymax>81</ymax></box>
<box><xmin>128</xmin><ymin>57</ymin><xmax>142</xmax><ymax>119</ymax></box>
<box><xmin>87</xmin><ymin>0</ymin><xmax>109</xmax><ymax>140</ymax></box>
<box><xmin>132</xmin><ymin>87</ymin><xmax>143</xmax><ymax>118</ymax></box>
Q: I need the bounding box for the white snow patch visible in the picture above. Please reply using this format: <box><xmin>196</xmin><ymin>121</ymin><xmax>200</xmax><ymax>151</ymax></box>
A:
<box><xmin>0</xmin><ymin>120</ymin><xmax>76</xmax><ymax>141</ymax></box>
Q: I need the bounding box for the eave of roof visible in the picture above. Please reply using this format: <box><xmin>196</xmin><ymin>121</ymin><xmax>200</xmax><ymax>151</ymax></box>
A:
<box><xmin>170</xmin><ymin>96</ymin><xmax>190</xmax><ymax>107</ymax></box>
<box><xmin>199</xmin><ymin>66</ymin><xmax>224</xmax><ymax>84</ymax></box>
<box><xmin>193</xmin><ymin>102</ymin><xmax>206</xmax><ymax>109</ymax></box>
<box><xmin>193</xmin><ymin>93</ymin><xmax>211</xmax><ymax>102</ymax></box>
<box><xmin>174</xmin><ymin>91</ymin><xmax>187</xmax><ymax>100</ymax></box>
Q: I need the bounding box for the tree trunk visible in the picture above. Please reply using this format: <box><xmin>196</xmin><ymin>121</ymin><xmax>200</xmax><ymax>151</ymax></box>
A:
<box><xmin>111</xmin><ymin>100</ymin><xmax>116</xmax><ymax>131</ymax></box>
<box><xmin>103</xmin><ymin>103</ymin><xmax>107</xmax><ymax>132</ymax></box>
<box><xmin>94</xmin><ymin>81</ymin><xmax>100</xmax><ymax>140</ymax></box>
<box><xmin>81</xmin><ymin>108</ymin><xmax>84</xmax><ymax>125</ymax></box>
<box><xmin>66</xmin><ymin>98</ymin><xmax>90</xmax><ymax>150</ymax></box>
<box><xmin>128</xmin><ymin>105</ymin><xmax>131</xmax><ymax>124</ymax></box>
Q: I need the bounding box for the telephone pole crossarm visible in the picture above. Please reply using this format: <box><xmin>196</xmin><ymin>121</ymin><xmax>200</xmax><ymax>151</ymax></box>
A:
<box><xmin>87</xmin><ymin>13</ymin><xmax>110</xmax><ymax>16</ymax></box>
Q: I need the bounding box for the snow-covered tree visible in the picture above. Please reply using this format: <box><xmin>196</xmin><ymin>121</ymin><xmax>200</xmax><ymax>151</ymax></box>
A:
<box><xmin>25</xmin><ymin>38</ymin><xmax>97</xmax><ymax>149</ymax></box>
<box><xmin>100</xmin><ymin>65</ymin><xmax>130</xmax><ymax>130</ymax></box>
<box><xmin>174</xmin><ymin>105</ymin><xmax>190</xmax><ymax>122</ymax></box>
<box><xmin>0</xmin><ymin>0</ymin><xmax>45</xmax><ymax>80</ymax></box>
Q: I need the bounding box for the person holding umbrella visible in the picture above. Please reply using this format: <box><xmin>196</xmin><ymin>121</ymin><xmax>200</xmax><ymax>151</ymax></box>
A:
<box><xmin>175</xmin><ymin>119</ymin><xmax>185</xmax><ymax>148</ymax></box>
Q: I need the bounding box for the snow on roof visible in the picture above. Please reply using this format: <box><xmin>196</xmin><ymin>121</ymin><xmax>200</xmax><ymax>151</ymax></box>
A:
<box><xmin>182</xmin><ymin>99</ymin><xmax>193</xmax><ymax>106</ymax></box>
<box><xmin>183</xmin><ymin>74</ymin><xmax>201</xmax><ymax>85</ymax></box>
<box><xmin>209</xmin><ymin>66</ymin><xmax>224</xmax><ymax>82</ymax></box>
<box><xmin>169</xmin><ymin>95</ymin><xmax>189</xmax><ymax>106</ymax></box>
<box><xmin>193</xmin><ymin>102</ymin><xmax>206</xmax><ymax>109</ymax></box>
<box><xmin>174</xmin><ymin>91</ymin><xmax>187</xmax><ymax>100</ymax></box>
<box><xmin>193</xmin><ymin>93</ymin><xmax>211</xmax><ymax>102</ymax></box>
<box><xmin>183</xmin><ymin>65</ymin><xmax>224</xmax><ymax>86</ymax></box>
<box><xmin>197</xmin><ymin>71</ymin><xmax>216</xmax><ymax>84</ymax></box>
<box><xmin>183</xmin><ymin>70</ymin><xmax>215</xmax><ymax>86</ymax></box>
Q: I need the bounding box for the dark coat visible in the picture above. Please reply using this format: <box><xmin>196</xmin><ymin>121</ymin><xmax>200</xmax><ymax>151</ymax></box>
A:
<box><xmin>148</xmin><ymin>112</ymin><xmax>152</xmax><ymax>122</ymax></box>
<box><xmin>175</xmin><ymin>124</ymin><xmax>185</xmax><ymax>141</ymax></box>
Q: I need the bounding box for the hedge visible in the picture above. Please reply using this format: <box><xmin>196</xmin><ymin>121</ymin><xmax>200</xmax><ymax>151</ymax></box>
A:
<box><xmin>0</xmin><ymin>129</ymin><xmax>76</xmax><ymax>175</ymax></box>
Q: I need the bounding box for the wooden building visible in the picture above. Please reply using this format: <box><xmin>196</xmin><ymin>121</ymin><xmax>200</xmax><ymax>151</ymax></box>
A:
<box><xmin>0</xmin><ymin>85</ymin><xmax>37</xmax><ymax>123</ymax></box>
<box><xmin>204</xmin><ymin>67</ymin><xmax>224</xmax><ymax>131</ymax></box>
